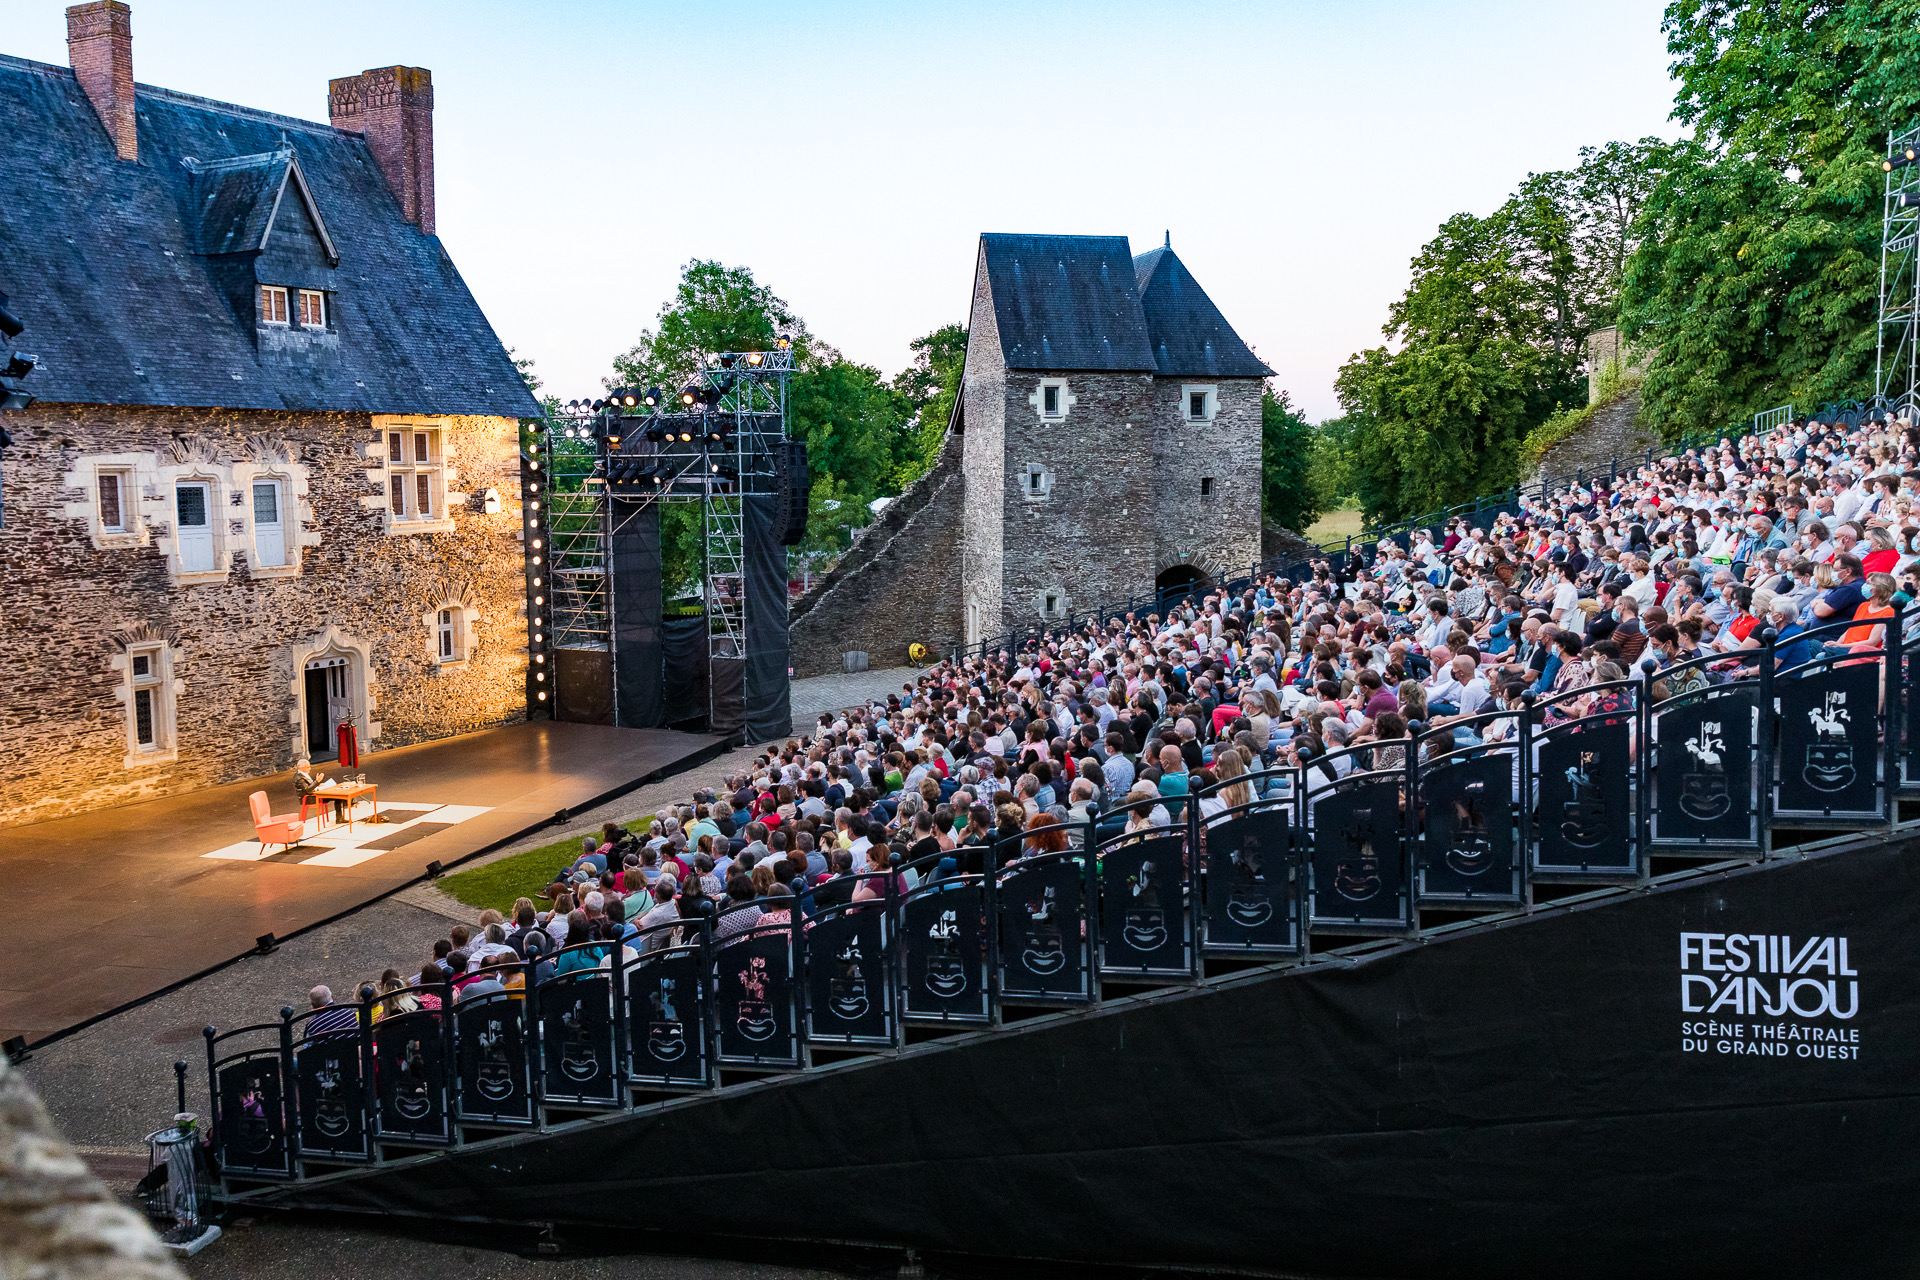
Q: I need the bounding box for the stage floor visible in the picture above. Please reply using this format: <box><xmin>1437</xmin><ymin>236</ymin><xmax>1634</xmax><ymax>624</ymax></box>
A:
<box><xmin>0</xmin><ymin>721</ymin><xmax>724</xmax><ymax>1046</ymax></box>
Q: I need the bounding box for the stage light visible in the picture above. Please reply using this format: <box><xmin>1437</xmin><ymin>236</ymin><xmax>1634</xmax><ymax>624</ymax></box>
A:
<box><xmin>680</xmin><ymin>384</ymin><xmax>699</xmax><ymax>407</ymax></box>
<box><xmin>776</xmin><ymin>333</ymin><xmax>791</xmax><ymax>349</ymax></box>
<box><xmin>1897</xmin><ymin>191</ymin><xmax>1920</xmax><ymax>210</ymax></box>
<box><xmin>535</xmin><ymin>654</ymin><xmax>545</xmax><ymax>663</ymax></box>
<box><xmin>531</xmin><ymin>539</ymin><xmax>542</xmax><ymax>549</ymax></box>
<box><xmin>592</xmin><ymin>399</ymin><xmax>607</xmax><ymax>411</ymax></box>
<box><xmin>529</xmin><ymin>500</ymin><xmax>541</xmax><ymax>511</ymax></box>
<box><xmin>426</xmin><ymin>860</ymin><xmax>443</xmax><ymax>879</ymax></box>
<box><xmin>643</xmin><ymin>386</ymin><xmax>663</xmax><ymax>407</ymax></box>
<box><xmin>256</xmin><ymin>932</ymin><xmax>278</xmax><ymax>954</ymax></box>
<box><xmin>719</xmin><ymin>353</ymin><xmax>737</xmax><ymax>369</ymax></box>
<box><xmin>746</xmin><ymin>351</ymin><xmax>764</xmax><ymax>366</ymax></box>
<box><xmin>538</xmin><ymin>691</ymin><xmax>547</xmax><ymax>700</ymax></box>
<box><xmin>677</xmin><ymin>428</ymin><xmax>696</xmax><ymax>442</ymax></box>
<box><xmin>535</xmin><ymin>595</ymin><xmax>544</xmax><ymax>605</ymax></box>
<box><xmin>537</xmin><ymin>672</ymin><xmax>546</xmax><ymax>681</ymax></box>
<box><xmin>644</xmin><ymin>425</ymin><xmax>668</xmax><ymax>442</ymax></box>
<box><xmin>3</xmin><ymin>352</ymin><xmax>38</xmax><ymax>380</ymax></box>
<box><xmin>621</xmin><ymin>389</ymin><xmax>639</xmax><ymax>407</ymax></box>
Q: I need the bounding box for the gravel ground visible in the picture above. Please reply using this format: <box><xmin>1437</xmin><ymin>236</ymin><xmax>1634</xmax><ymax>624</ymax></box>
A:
<box><xmin>179</xmin><ymin>1216</ymin><xmax>865</xmax><ymax>1280</ymax></box>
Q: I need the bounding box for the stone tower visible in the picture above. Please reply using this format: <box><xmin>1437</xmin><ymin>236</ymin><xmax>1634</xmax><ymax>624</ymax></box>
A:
<box><xmin>959</xmin><ymin>233</ymin><xmax>1271</xmax><ymax>644</ymax></box>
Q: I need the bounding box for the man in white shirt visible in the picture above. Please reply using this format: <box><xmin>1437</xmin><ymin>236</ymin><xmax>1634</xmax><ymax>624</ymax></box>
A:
<box><xmin>1549</xmin><ymin>562</ymin><xmax>1581</xmax><ymax>631</ymax></box>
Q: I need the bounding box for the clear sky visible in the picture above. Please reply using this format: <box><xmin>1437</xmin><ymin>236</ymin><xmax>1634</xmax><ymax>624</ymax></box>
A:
<box><xmin>12</xmin><ymin>0</ymin><xmax>1681</xmax><ymax>419</ymax></box>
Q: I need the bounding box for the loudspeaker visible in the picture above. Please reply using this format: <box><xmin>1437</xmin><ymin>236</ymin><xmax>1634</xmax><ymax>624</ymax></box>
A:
<box><xmin>773</xmin><ymin>439</ymin><xmax>809</xmax><ymax>546</ymax></box>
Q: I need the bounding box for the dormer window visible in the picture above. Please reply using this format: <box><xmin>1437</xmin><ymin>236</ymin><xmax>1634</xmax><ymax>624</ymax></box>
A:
<box><xmin>297</xmin><ymin>289</ymin><xmax>326</xmax><ymax>329</ymax></box>
<box><xmin>258</xmin><ymin>285</ymin><xmax>289</xmax><ymax>326</ymax></box>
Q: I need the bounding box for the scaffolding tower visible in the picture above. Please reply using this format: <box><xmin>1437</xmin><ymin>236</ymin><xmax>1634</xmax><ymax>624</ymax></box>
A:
<box><xmin>1878</xmin><ymin>123</ymin><xmax>1920</xmax><ymax>415</ymax></box>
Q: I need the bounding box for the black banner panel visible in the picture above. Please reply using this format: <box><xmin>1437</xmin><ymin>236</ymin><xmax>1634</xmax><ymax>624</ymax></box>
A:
<box><xmin>292</xmin><ymin>1032</ymin><xmax>369</xmax><ymax>1161</ymax></box>
<box><xmin>373</xmin><ymin>1010</ymin><xmax>450</xmax><ymax>1143</ymax></box>
<box><xmin>742</xmin><ymin>492</ymin><xmax>791</xmax><ymax>746</ymax></box>
<box><xmin>1777</xmin><ymin>661</ymin><xmax>1884</xmax><ymax>819</ymax></box>
<box><xmin>260</xmin><ymin>822</ymin><xmax>1920</xmax><ymax>1279</ymax></box>
<box><xmin>1201</xmin><ymin>808</ymin><xmax>1300</xmax><ymax>956</ymax></box>
<box><xmin>1417</xmin><ymin>752</ymin><xmax>1522</xmax><ymax>905</ymax></box>
<box><xmin>804</xmin><ymin>905</ymin><xmax>897</xmax><ymax>1047</ymax></box>
<box><xmin>537</xmin><ymin>976</ymin><xmax>621</xmax><ymax>1107</ymax></box>
<box><xmin>626</xmin><ymin>946</ymin><xmax>713</xmax><ymax>1088</ymax></box>
<box><xmin>216</xmin><ymin>1054</ymin><xmax>292</xmax><ymax>1178</ymax></box>
<box><xmin>1534</xmin><ymin>718</ymin><xmax>1638</xmax><ymax>876</ymax></box>
<box><xmin>901</xmin><ymin>882</ymin><xmax>991</xmax><ymax>1024</ymax></box>
<box><xmin>996</xmin><ymin>856</ymin><xmax>1093</xmax><ymax>1002</ymax></box>
<box><xmin>1097</xmin><ymin>832</ymin><xmax>1194</xmax><ymax>978</ymax></box>
<box><xmin>661</xmin><ymin>614</ymin><xmax>711</xmax><ymax>731</ymax></box>
<box><xmin>609</xmin><ymin>495</ymin><xmax>664</xmax><ymax>729</ymax></box>
<box><xmin>1307</xmin><ymin>779</ymin><xmax>1410</xmax><ymax>930</ymax></box>
<box><xmin>1652</xmin><ymin>689</ymin><xmax>1761</xmax><ymax>851</ymax></box>
<box><xmin>715</xmin><ymin>925</ymin><xmax>801</xmax><ymax>1068</ymax></box>
<box><xmin>454</xmin><ymin>997</ymin><xmax>534</xmax><ymax>1125</ymax></box>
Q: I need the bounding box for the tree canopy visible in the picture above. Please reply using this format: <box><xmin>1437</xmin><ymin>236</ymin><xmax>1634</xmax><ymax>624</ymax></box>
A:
<box><xmin>606</xmin><ymin>259</ymin><xmax>960</xmax><ymax>594</ymax></box>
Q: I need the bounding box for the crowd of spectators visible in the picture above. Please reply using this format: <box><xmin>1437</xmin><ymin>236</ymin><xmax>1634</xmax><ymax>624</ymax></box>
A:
<box><xmin>297</xmin><ymin>409</ymin><xmax>1920</xmax><ymax>1026</ymax></box>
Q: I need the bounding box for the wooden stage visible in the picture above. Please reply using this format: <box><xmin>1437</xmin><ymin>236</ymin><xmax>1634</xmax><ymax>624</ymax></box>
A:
<box><xmin>0</xmin><ymin>721</ymin><xmax>726</xmax><ymax>1046</ymax></box>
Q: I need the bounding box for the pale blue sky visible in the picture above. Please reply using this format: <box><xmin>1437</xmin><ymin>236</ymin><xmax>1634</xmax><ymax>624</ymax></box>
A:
<box><xmin>12</xmin><ymin>0</ymin><xmax>1681</xmax><ymax>418</ymax></box>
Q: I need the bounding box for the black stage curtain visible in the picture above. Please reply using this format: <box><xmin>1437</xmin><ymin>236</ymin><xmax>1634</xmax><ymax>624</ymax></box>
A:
<box><xmin>661</xmin><ymin>614</ymin><xmax>709</xmax><ymax>730</ymax></box>
<box><xmin>609</xmin><ymin>496</ymin><xmax>663</xmax><ymax>729</ymax></box>
<box><xmin>743</xmin><ymin>493</ymin><xmax>791</xmax><ymax>745</ymax></box>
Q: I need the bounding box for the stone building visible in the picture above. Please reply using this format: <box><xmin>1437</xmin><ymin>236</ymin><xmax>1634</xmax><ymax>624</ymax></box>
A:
<box><xmin>788</xmin><ymin>232</ymin><xmax>1269</xmax><ymax>673</ymax></box>
<box><xmin>0</xmin><ymin>3</ymin><xmax>540</xmax><ymax>828</ymax></box>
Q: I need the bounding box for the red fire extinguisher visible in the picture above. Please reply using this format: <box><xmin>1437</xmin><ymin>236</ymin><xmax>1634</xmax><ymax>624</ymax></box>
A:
<box><xmin>336</xmin><ymin>721</ymin><xmax>360</xmax><ymax>769</ymax></box>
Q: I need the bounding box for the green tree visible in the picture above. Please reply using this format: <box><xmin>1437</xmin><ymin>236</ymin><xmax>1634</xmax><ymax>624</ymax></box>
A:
<box><xmin>1619</xmin><ymin>0</ymin><xmax>1920</xmax><ymax>437</ymax></box>
<box><xmin>891</xmin><ymin>322</ymin><xmax>967</xmax><ymax>479</ymax></box>
<box><xmin>1260</xmin><ymin>387</ymin><xmax>1320</xmax><ymax>532</ymax></box>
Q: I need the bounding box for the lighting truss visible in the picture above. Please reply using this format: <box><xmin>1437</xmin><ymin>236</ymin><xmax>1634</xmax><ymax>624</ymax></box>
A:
<box><xmin>1877</xmin><ymin>122</ymin><xmax>1920</xmax><ymax>415</ymax></box>
<box><xmin>525</xmin><ymin>350</ymin><xmax>792</xmax><ymax>722</ymax></box>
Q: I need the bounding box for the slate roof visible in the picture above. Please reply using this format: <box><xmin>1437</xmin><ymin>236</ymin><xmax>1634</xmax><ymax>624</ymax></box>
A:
<box><xmin>0</xmin><ymin>53</ymin><xmax>540</xmax><ymax>417</ymax></box>
<box><xmin>1131</xmin><ymin>244</ymin><xmax>1273</xmax><ymax>379</ymax></box>
<box><xmin>977</xmin><ymin>232</ymin><xmax>1270</xmax><ymax>378</ymax></box>
<box><xmin>978</xmin><ymin>234</ymin><xmax>1157</xmax><ymax>372</ymax></box>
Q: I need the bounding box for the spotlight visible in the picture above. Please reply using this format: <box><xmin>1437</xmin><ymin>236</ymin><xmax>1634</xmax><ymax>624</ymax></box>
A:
<box><xmin>719</xmin><ymin>353</ymin><xmax>737</xmax><ymax>369</ymax></box>
<box><xmin>746</xmin><ymin>351</ymin><xmax>764</xmax><ymax>366</ymax></box>
<box><xmin>1886</xmin><ymin>149</ymin><xmax>1918</xmax><ymax>172</ymax></box>
<box><xmin>677</xmin><ymin>428</ymin><xmax>696</xmax><ymax>443</ymax></box>
<box><xmin>643</xmin><ymin>386</ymin><xmax>663</xmax><ymax>407</ymax></box>
<box><xmin>592</xmin><ymin>399</ymin><xmax>607</xmax><ymax>411</ymax></box>
<box><xmin>426</xmin><ymin>860</ymin><xmax>444</xmax><ymax>879</ymax></box>
<box><xmin>776</xmin><ymin>333</ymin><xmax>791</xmax><ymax>349</ymax></box>
<box><xmin>1897</xmin><ymin>191</ymin><xmax>1920</xmax><ymax>210</ymax></box>
<box><xmin>679</xmin><ymin>386</ymin><xmax>699</xmax><ymax>407</ymax></box>
<box><xmin>620</xmin><ymin>389</ymin><xmax>639</xmax><ymax>408</ymax></box>
<box><xmin>643</xmin><ymin>425</ymin><xmax>667</xmax><ymax>442</ymax></box>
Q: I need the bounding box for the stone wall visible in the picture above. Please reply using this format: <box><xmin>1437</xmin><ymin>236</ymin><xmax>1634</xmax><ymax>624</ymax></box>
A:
<box><xmin>959</xmin><ymin>244</ymin><xmax>1007</xmax><ymax>642</ymax></box>
<box><xmin>1531</xmin><ymin>388</ymin><xmax>1655</xmax><ymax>487</ymax></box>
<box><xmin>788</xmin><ymin>427</ymin><xmax>966</xmax><ymax>676</ymax></box>
<box><xmin>1151</xmin><ymin>376</ymin><xmax>1263</xmax><ymax>583</ymax></box>
<box><xmin>1585</xmin><ymin>326</ymin><xmax>1652</xmax><ymax>403</ymax></box>
<box><xmin>998</xmin><ymin>368</ymin><xmax>1159</xmax><ymax>632</ymax></box>
<box><xmin>0</xmin><ymin>401</ymin><xmax>528</xmax><ymax>828</ymax></box>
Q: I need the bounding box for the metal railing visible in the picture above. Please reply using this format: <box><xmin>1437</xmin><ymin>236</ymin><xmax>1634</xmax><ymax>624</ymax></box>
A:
<box><xmin>198</xmin><ymin>608</ymin><xmax>1915</xmax><ymax>1184</ymax></box>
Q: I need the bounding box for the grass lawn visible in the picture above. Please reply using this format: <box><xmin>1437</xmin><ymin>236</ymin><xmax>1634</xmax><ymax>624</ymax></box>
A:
<box><xmin>1303</xmin><ymin>507</ymin><xmax>1363</xmax><ymax>546</ymax></box>
<box><xmin>437</xmin><ymin>818</ymin><xmax>649</xmax><ymax>915</ymax></box>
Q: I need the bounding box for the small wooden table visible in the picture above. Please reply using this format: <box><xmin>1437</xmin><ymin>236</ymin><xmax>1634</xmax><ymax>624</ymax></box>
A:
<box><xmin>309</xmin><ymin>782</ymin><xmax>378</xmax><ymax>832</ymax></box>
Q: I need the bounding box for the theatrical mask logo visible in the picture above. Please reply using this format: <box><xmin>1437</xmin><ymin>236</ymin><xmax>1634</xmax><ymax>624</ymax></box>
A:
<box><xmin>474</xmin><ymin>1018</ymin><xmax>515</xmax><ymax>1099</ymax></box>
<box><xmin>1122</xmin><ymin>858</ymin><xmax>1167</xmax><ymax>950</ymax></box>
<box><xmin>1334</xmin><ymin>811</ymin><xmax>1382</xmax><ymax>901</ymax></box>
<box><xmin>1561</xmin><ymin>752</ymin><xmax>1610</xmax><ymax>848</ymax></box>
<box><xmin>392</xmin><ymin>1036</ymin><xmax>432</xmax><ymax>1119</ymax></box>
<box><xmin>647</xmin><ymin>980</ymin><xmax>687</xmax><ymax>1061</ymax></box>
<box><xmin>735</xmin><ymin>956</ymin><xmax>777</xmax><ymax>1041</ymax></box>
<box><xmin>1803</xmin><ymin>692</ymin><xmax>1855</xmax><ymax>792</ymax></box>
<box><xmin>311</xmin><ymin>1058</ymin><xmax>352</xmax><ymax>1138</ymax></box>
<box><xmin>924</xmin><ymin>908</ymin><xmax>968</xmax><ymax>997</ymax></box>
<box><xmin>558</xmin><ymin>997</ymin><xmax>601</xmax><ymax>1081</ymax></box>
<box><xmin>828</xmin><ymin>940</ymin><xmax>870</xmax><ymax>1020</ymax></box>
<box><xmin>1443</xmin><ymin>780</ymin><xmax>1493</xmax><ymax>876</ymax></box>
<box><xmin>1021</xmin><ymin>886</ymin><xmax>1067</xmax><ymax>974</ymax></box>
<box><xmin>1226</xmin><ymin>844</ymin><xmax>1274</xmax><ymax>928</ymax></box>
<box><xmin>1680</xmin><ymin>722</ymin><xmax>1733</xmax><ymax>821</ymax></box>
<box><xmin>234</xmin><ymin>1075</ymin><xmax>274</xmax><ymax>1154</ymax></box>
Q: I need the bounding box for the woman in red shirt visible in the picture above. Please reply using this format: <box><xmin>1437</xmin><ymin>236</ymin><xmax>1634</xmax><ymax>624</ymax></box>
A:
<box><xmin>1859</xmin><ymin>527</ymin><xmax>1901</xmax><ymax>575</ymax></box>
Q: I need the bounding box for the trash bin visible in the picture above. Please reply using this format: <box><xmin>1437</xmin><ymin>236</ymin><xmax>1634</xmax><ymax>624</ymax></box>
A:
<box><xmin>140</xmin><ymin>1115</ymin><xmax>221</xmax><ymax>1256</ymax></box>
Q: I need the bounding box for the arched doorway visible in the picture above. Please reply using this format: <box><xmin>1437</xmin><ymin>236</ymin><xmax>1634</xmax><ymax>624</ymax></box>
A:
<box><xmin>1155</xmin><ymin>564</ymin><xmax>1210</xmax><ymax>601</ymax></box>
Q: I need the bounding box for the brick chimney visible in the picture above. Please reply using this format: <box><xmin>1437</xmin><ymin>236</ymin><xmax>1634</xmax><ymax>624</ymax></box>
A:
<box><xmin>328</xmin><ymin>66</ymin><xmax>435</xmax><ymax>235</ymax></box>
<box><xmin>66</xmin><ymin>1</ymin><xmax>136</xmax><ymax>162</ymax></box>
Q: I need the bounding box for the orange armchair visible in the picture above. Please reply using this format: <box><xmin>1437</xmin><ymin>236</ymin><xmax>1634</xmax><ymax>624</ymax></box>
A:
<box><xmin>250</xmin><ymin>790</ymin><xmax>303</xmax><ymax>854</ymax></box>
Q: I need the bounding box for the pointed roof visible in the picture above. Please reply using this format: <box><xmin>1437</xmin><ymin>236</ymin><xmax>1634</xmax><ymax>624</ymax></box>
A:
<box><xmin>977</xmin><ymin>233</ymin><xmax>1156</xmax><ymax>372</ymax></box>
<box><xmin>0</xmin><ymin>52</ymin><xmax>539</xmax><ymax>417</ymax></box>
<box><xmin>186</xmin><ymin>145</ymin><xmax>338</xmax><ymax>263</ymax></box>
<box><xmin>1131</xmin><ymin>243</ymin><xmax>1273</xmax><ymax>379</ymax></box>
